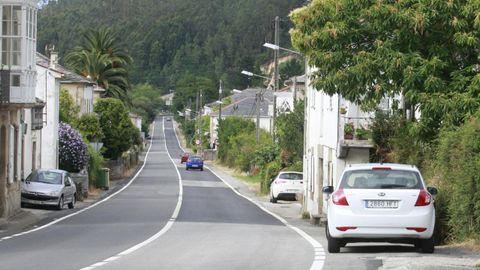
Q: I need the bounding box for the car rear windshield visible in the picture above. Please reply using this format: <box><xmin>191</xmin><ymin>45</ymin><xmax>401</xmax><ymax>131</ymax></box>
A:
<box><xmin>279</xmin><ymin>173</ymin><xmax>303</xmax><ymax>180</ymax></box>
<box><xmin>339</xmin><ymin>169</ymin><xmax>423</xmax><ymax>189</ymax></box>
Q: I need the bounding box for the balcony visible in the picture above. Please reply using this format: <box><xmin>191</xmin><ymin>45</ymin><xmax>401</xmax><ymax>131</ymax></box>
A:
<box><xmin>0</xmin><ymin>70</ymin><xmax>36</xmax><ymax>106</ymax></box>
<box><xmin>337</xmin><ymin>115</ymin><xmax>374</xmax><ymax>158</ymax></box>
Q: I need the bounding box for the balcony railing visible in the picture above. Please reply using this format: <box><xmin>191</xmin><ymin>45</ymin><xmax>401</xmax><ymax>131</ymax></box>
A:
<box><xmin>337</xmin><ymin>115</ymin><xmax>374</xmax><ymax>158</ymax></box>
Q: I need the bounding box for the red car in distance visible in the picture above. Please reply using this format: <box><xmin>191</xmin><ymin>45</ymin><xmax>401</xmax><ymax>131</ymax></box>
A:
<box><xmin>181</xmin><ymin>152</ymin><xmax>190</xmax><ymax>164</ymax></box>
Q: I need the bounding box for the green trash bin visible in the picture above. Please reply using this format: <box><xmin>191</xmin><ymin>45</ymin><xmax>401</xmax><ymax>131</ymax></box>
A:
<box><xmin>97</xmin><ymin>168</ymin><xmax>110</xmax><ymax>190</ymax></box>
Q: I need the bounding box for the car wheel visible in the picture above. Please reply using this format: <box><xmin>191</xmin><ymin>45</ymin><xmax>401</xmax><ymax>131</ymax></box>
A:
<box><xmin>57</xmin><ymin>196</ymin><xmax>64</xmax><ymax>210</ymax></box>
<box><xmin>186</xmin><ymin>167</ymin><xmax>189</xmax><ymax>170</ymax></box>
<box><xmin>420</xmin><ymin>236</ymin><xmax>435</xmax><ymax>253</ymax></box>
<box><xmin>270</xmin><ymin>192</ymin><xmax>277</xmax><ymax>203</ymax></box>
<box><xmin>326</xmin><ymin>225</ymin><xmax>341</xmax><ymax>253</ymax></box>
<box><xmin>68</xmin><ymin>194</ymin><xmax>76</xmax><ymax>209</ymax></box>
<box><xmin>200</xmin><ymin>167</ymin><xmax>203</xmax><ymax>171</ymax></box>
<box><xmin>21</xmin><ymin>202</ymin><xmax>26</xmax><ymax>208</ymax></box>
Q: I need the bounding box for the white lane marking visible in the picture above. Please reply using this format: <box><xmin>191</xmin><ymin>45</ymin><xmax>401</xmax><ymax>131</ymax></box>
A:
<box><xmin>79</xmin><ymin>117</ymin><xmax>183</xmax><ymax>270</ymax></box>
<box><xmin>0</xmin><ymin>122</ymin><xmax>157</xmax><ymax>243</ymax></box>
<box><xmin>170</xmin><ymin>120</ymin><xmax>325</xmax><ymax>269</ymax></box>
<box><xmin>205</xmin><ymin>166</ymin><xmax>325</xmax><ymax>270</ymax></box>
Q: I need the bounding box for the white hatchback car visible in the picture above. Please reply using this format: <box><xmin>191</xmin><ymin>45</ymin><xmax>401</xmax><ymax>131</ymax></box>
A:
<box><xmin>270</xmin><ymin>171</ymin><xmax>303</xmax><ymax>203</ymax></box>
<box><xmin>323</xmin><ymin>163</ymin><xmax>437</xmax><ymax>253</ymax></box>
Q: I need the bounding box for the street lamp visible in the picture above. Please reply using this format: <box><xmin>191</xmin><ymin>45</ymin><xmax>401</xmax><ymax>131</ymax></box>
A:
<box><xmin>263</xmin><ymin>42</ymin><xmax>303</xmax><ymax>56</ymax></box>
<box><xmin>241</xmin><ymin>70</ymin><xmax>271</xmax><ymax>80</ymax></box>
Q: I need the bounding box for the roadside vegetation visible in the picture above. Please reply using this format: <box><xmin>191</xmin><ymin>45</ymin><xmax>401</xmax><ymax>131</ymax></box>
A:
<box><xmin>291</xmin><ymin>0</ymin><xmax>480</xmax><ymax>245</ymax></box>
<box><xmin>215</xmin><ymin>101</ymin><xmax>304</xmax><ymax>194</ymax></box>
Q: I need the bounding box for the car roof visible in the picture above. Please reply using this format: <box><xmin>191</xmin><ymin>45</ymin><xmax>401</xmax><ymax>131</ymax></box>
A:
<box><xmin>344</xmin><ymin>163</ymin><xmax>419</xmax><ymax>172</ymax></box>
<box><xmin>279</xmin><ymin>171</ymin><xmax>303</xmax><ymax>174</ymax></box>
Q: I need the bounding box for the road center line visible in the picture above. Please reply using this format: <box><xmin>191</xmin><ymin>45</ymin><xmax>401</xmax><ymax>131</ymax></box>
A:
<box><xmin>79</xmin><ymin>118</ymin><xmax>183</xmax><ymax>270</ymax></box>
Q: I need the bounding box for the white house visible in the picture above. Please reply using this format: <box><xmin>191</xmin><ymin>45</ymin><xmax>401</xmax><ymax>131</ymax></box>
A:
<box><xmin>0</xmin><ymin>0</ymin><xmax>38</xmax><ymax>218</ymax></box>
<box><xmin>303</xmin><ymin>65</ymin><xmax>376</xmax><ymax>223</ymax></box>
<box><xmin>27</xmin><ymin>52</ymin><xmax>63</xmax><ymax>171</ymax></box>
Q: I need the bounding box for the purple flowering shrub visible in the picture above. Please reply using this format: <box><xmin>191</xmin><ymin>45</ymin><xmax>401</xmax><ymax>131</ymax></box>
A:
<box><xmin>59</xmin><ymin>122</ymin><xmax>89</xmax><ymax>173</ymax></box>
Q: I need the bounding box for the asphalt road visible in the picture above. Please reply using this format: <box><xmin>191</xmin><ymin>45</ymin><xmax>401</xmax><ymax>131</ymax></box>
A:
<box><xmin>0</xmin><ymin>117</ymin><xmax>318</xmax><ymax>270</ymax></box>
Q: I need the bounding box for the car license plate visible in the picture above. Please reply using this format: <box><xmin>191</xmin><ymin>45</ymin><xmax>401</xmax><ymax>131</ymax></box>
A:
<box><xmin>192</xmin><ymin>165</ymin><xmax>198</xmax><ymax>167</ymax></box>
<box><xmin>366</xmin><ymin>200</ymin><xmax>399</xmax><ymax>208</ymax></box>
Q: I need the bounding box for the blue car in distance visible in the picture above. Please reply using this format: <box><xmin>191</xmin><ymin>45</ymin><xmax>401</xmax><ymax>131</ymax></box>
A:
<box><xmin>186</xmin><ymin>155</ymin><xmax>204</xmax><ymax>171</ymax></box>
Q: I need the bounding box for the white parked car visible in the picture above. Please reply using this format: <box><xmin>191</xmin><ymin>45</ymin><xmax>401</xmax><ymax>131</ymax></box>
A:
<box><xmin>21</xmin><ymin>169</ymin><xmax>77</xmax><ymax>210</ymax></box>
<box><xmin>323</xmin><ymin>163</ymin><xmax>437</xmax><ymax>253</ymax></box>
<box><xmin>270</xmin><ymin>171</ymin><xmax>303</xmax><ymax>203</ymax></box>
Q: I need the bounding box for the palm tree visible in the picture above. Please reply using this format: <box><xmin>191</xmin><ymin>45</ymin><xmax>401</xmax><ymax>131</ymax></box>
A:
<box><xmin>65</xmin><ymin>28</ymin><xmax>133</xmax><ymax>100</ymax></box>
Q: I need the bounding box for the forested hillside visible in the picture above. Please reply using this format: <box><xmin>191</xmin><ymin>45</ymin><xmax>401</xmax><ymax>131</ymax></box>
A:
<box><xmin>38</xmin><ymin>0</ymin><xmax>303</xmax><ymax>103</ymax></box>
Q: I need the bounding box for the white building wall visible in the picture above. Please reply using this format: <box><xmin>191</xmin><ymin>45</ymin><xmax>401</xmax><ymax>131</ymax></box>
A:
<box><xmin>303</xmin><ymin>64</ymin><xmax>373</xmax><ymax>219</ymax></box>
<box><xmin>36</xmin><ymin>64</ymin><xmax>60</xmax><ymax>169</ymax></box>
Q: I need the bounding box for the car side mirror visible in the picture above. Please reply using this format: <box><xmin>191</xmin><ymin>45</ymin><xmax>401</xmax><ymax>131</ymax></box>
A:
<box><xmin>322</xmin><ymin>186</ymin><xmax>334</xmax><ymax>194</ymax></box>
<box><xmin>427</xmin><ymin>186</ymin><xmax>438</xmax><ymax>196</ymax></box>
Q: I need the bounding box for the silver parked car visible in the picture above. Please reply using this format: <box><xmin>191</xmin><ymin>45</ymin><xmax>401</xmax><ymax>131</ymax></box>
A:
<box><xmin>21</xmin><ymin>169</ymin><xmax>77</xmax><ymax>210</ymax></box>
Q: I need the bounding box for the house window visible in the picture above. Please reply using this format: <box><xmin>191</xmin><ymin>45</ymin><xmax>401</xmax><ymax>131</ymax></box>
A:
<box><xmin>1</xmin><ymin>5</ymin><xmax>22</xmax><ymax>66</ymax></box>
<box><xmin>11</xmin><ymin>74</ymin><xmax>20</xmax><ymax>86</ymax></box>
<box><xmin>31</xmin><ymin>107</ymin><xmax>43</xmax><ymax>130</ymax></box>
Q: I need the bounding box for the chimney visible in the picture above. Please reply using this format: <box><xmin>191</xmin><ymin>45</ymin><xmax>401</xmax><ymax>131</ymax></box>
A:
<box><xmin>49</xmin><ymin>51</ymin><xmax>58</xmax><ymax>69</ymax></box>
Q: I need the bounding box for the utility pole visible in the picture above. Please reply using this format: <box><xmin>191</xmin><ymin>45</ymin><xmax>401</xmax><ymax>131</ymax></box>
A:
<box><xmin>272</xmin><ymin>15</ymin><xmax>279</xmax><ymax>143</ymax></box>
<box><xmin>256</xmin><ymin>93</ymin><xmax>260</xmax><ymax>142</ymax></box>
<box><xmin>199</xmin><ymin>89</ymin><xmax>203</xmax><ymax>155</ymax></box>
<box><xmin>218</xmin><ymin>80</ymin><xmax>223</xmax><ymax>121</ymax></box>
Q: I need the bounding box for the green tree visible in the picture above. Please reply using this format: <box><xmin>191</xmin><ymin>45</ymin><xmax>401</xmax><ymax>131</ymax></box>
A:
<box><xmin>290</xmin><ymin>0</ymin><xmax>480</xmax><ymax>140</ymax></box>
<box><xmin>172</xmin><ymin>74</ymin><xmax>216</xmax><ymax>114</ymax></box>
<box><xmin>76</xmin><ymin>113</ymin><xmax>105</xmax><ymax>143</ymax></box>
<box><xmin>217</xmin><ymin>117</ymin><xmax>255</xmax><ymax>164</ymax></box>
<box><xmin>38</xmin><ymin>0</ymin><xmax>305</xmax><ymax>109</ymax></box>
<box><xmin>279</xmin><ymin>58</ymin><xmax>304</xmax><ymax>83</ymax></box>
<box><xmin>275</xmin><ymin>100</ymin><xmax>304</xmax><ymax>166</ymax></box>
<box><xmin>129</xmin><ymin>83</ymin><xmax>166</xmax><ymax>135</ymax></box>
<box><xmin>59</xmin><ymin>88</ymin><xmax>79</xmax><ymax>125</ymax></box>
<box><xmin>65</xmin><ymin>28</ymin><xmax>133</xmax><ymax>100</ymax></box>
<box><xmin>94</xmin><ymin>98</ymin><xmax>139</xmax><ymax>159</ymax></box>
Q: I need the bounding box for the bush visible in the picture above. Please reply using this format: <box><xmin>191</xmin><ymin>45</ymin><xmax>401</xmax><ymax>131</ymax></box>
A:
<box><xmin>285</xmin><ymin>160</ymin><xmax>303</xmax><ymax>172</ymax></box>
<box><xmin>59</xmin><ymin>88</ymin><xmax>79</xmax><ymax>125</ymax></box>
<box><xmin>217</xmin><ymin>117</ymin><xmax>255</xmax><ymax>163</ymax></box>
<box><xmin>76</xmin><ymin>113</ymin><xmax>104</xmax><ymax>142</ymax></box>
<box><xmin>94</xmin><ymin>98</ymin><xmax>140</xmax><ymax>159</ymax></box>
<box><xmin>426</xmin><ymin>112</ymin><xmax>480</xmax><ymax>243</ymax></box>
<box><xmin>261</xmin><ymin>160</ymin><xmax>281</xmax><ymax>194</ymax></box>
<box><xmin>87</xmin><ymin>145</ymin><xmax>105</xmax><ymax>188</ymax></box>
<box><xmin>59</xmin><ymin>122</ymin><xmax>89</xmax><ymax>173</ymax></box>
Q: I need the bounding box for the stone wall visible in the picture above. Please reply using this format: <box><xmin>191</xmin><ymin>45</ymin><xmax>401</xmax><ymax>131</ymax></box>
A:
<box><xmin>70</xmin><ymin>171</ymin><xmax>88</xmax><ymax>200</ymax></box>
<box><xmin>105</xmin><ymin>148</ymin><xmax>140</xmax><ymax>180</ymax></box>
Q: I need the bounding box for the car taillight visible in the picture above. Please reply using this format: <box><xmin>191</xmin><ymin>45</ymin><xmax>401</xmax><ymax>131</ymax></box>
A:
<box><xmin>332</xmin><ymin>189</ymin><xmax>349</xmax><ymax>206</ymax></box>
<box><xmin>415</xmin><ymin>189</ymin><xmax>431</xmax><ymax>206</ymax></box>
<box><xmin>336</xmin><ymin>226</ymin><xmax>357</xmax><ymax>231</ymax></box>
